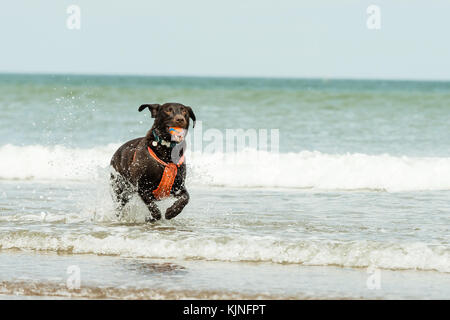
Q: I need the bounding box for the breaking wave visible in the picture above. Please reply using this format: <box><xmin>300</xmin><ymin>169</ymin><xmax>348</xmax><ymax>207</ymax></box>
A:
<box><xmin>0</xmin><ymin>144</ymin><xmax>450</xmax><ymax>192</ymax></box>
<box><xmin>0</xmin><ymin>230</ymin><xmax>448</xmax><ymax>273</ymax></box>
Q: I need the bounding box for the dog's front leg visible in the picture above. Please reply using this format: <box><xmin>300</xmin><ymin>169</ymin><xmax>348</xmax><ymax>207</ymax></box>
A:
<box><xmin>138</xmin><ymin>189</ymin><xmax>162</xmax><ymax>222</ymax></box>
<box><xmin>165</xmin><ymin>189</ymin><xmax>190</xmax><ymax>220</ymax></box>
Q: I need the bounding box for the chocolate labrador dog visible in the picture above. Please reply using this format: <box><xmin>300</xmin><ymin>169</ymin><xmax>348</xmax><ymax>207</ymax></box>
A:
<box><xmin>110</xmin><ymin>102</ymin><xmax>196</xmax><ymax>222</ymax></box>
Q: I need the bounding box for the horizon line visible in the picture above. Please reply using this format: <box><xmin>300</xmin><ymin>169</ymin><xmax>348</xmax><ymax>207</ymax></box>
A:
<box><xmin>1</xmin><ymin>70</ymin><xmax>449</xmax><ymax>83</ymax></box>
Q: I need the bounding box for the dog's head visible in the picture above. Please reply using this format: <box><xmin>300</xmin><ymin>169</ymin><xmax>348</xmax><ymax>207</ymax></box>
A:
<box><xmin>138</xmin><ymin>102</ymin><xmax>196</xmax><ymax>138</ymax></box>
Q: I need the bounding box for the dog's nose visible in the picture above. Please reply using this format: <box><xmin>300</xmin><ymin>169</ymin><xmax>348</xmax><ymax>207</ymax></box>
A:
<box><xmin>174</xmin><ymin>116</ymin><xmax>186</xmax><ymax>125</ymax></box>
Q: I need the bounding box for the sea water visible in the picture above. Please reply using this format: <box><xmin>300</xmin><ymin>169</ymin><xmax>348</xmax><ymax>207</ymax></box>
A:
<box><xmin>0</xmin><ymin>74</ymin><xmax>449</xmax><ymax>299</ymax></box>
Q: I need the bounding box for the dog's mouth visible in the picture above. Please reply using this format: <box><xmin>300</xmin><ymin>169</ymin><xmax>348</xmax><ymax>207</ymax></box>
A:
<box><xmin>167</xmin><ymin>126</ymin><xmax>187</xmax><ymax>143</ymax></box>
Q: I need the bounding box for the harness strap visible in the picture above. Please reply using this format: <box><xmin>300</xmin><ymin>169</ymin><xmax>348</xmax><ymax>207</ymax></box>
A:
<box><xmin>132</xmin><ymin>146</ymin><xmax>185</xmax><ymax>200</ymax></box>
<box><xmin>152</xmin><ymin>163</ymin><xmax>178</xmax><ymax>200</ymax></box>
<box><xmin>147</xmin><ymin>146</ymin><xmax>185</xmax><ymax>167</ymax></box>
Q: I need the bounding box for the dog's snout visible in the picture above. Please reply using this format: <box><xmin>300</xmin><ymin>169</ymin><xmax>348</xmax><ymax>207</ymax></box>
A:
<box><xmin>174</xmin><ymin>115</ymin><xmax>186</xmax><ymax>125</ymax></box>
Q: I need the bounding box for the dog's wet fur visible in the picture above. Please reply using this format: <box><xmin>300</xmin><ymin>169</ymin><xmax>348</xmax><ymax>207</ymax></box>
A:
<box><xmin>110</xmin><ymin>103</ymin><xmax>196</xmax><ymax>222</ymax></box>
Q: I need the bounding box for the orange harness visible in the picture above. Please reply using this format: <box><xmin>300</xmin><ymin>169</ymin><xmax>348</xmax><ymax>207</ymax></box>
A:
<box><xmin>134</xmin><ymin>147</ymin><xmax>185</xmax><ymax>200</ymax></box>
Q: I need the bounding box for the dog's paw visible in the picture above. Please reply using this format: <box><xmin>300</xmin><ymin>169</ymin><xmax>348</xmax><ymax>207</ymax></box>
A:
<box><xmin>165</xmin><ymin>206</ymin><xmax>181</xmax><ymax>220</ymax></box>
<box><xmin>145</xmin><ymin>216</ymin><xmax>158</xmax><ymax>223</ymax></box>
<box><xmin>145</xmin><ymin>209</ymin><xmax>162</xmax><ymax>223</ymax></box>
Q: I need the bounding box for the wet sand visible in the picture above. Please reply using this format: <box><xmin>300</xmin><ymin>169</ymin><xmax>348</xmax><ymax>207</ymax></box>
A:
<box><xmin>0</xmin><ymin>250</ymin><xmax>448</xmax><ymax>299</ymax></box>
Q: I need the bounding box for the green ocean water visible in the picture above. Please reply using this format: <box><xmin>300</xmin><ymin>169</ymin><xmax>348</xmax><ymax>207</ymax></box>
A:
<box><xmin>1</xmin><ymin>73</ymin><xmax>449</xmax><ymax>155</ymax></box>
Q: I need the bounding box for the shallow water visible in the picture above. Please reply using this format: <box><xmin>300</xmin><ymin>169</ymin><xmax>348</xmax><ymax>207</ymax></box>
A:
<box><xmin>0</xmin><ymin>74</ymin><xmax>449</xmax><ymax>299</ymax></box>
<box><xmin>1</xmin><ymin>251</ymin><xmax>449</xmax><ymax>299</ymax></box>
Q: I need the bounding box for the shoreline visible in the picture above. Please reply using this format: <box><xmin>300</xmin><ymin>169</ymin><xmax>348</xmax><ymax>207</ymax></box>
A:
<box><xmin>0</xmin><ymin>250</ymin><xmax>448</xmax><ymax>300</ymax></box>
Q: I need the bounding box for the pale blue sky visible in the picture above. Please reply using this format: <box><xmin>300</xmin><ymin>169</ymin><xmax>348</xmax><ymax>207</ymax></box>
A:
<box><xmin>1</xmin><ymin>0</ymin><xmax>449</xmax><ymax>80</ymax></box>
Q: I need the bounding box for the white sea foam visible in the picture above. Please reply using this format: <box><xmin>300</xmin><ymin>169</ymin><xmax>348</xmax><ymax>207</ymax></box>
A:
<box><xmin>0</xmin><ymin>230</ymin><xmax>448</xmax><ymax>272</ymax></box>
<box><xmin>0</xmin><ymin>144</ymin><xmax>116</xmax><ymax>181</ymax></box>
<box><xmin>0</xmin><ymin>144</ymin><xmax>450</xmax><ymax>191</ymax></box>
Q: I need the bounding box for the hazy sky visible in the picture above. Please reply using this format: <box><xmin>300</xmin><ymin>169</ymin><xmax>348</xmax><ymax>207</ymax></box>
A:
<box><xmin>1</xmin><ymin>0</ymin><xmax>449</xmax><ymax>80</ymax></box>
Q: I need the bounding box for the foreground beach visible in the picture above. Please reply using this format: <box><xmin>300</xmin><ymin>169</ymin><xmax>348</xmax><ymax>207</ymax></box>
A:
<box><xmin>1</xmin><ymin>250</ymin><xmax>448</xmax><ymax>299</ymax></box>
<box><xmin>0</xmin><ymin>184</ymin><xmax>449</xmax><ymax>300</ymax></box>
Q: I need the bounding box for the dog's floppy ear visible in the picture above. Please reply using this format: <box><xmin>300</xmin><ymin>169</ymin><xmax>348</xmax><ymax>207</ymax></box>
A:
<box><xmin>138</xmin><ymin>104</ymin><xmax>161</xmax><ymax>118</ymax></box>
<box><xmin>185</xmin><ymin>106</ymin><xmax>196</xmax><ymax>128</ymax></box>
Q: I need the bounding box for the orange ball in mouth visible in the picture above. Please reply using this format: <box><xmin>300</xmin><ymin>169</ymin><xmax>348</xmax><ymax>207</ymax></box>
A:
<box><xmin>168</xmin><ymin>127</ymin><xmax>187</xmax><ymax>142</ymax></box>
